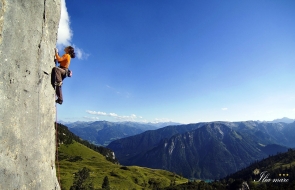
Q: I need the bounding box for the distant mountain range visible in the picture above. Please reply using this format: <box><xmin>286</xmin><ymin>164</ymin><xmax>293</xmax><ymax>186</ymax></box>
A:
<box><xmin>268</xmin><ymin>117</ymin><xmax>295</xmax><ymax>123</ymax></box>
<box><xmin>60</xmin><ymin>118</ymin><xmax>295</xmax><ymax>147</ymax></box>
<box><xmin>64</xmin><ymin>120</ymin><xmax>181</xmax><ymax>146</ymax></box>
<box><xmin>59</xmin><ymin>117</ymin><xmax>295</xmax><ymax>126</ymax></box>
<box><xmin>107</xmin><ymin>121</ymin><xmax>295</xmax><ymax>179</ymax></box>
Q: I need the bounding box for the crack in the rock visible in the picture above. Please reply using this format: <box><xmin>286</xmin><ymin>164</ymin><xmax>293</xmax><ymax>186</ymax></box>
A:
<box><xmin>0</xmin><ymin>0</ymin><xmax>7</xmax><ymax>44</ymax></box>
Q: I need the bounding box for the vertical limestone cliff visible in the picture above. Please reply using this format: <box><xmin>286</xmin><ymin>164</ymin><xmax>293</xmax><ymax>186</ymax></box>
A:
<box><xmin>0</xmin><ymin>0</ymin><xmax>61</xmax><ymax>189</ymax></box>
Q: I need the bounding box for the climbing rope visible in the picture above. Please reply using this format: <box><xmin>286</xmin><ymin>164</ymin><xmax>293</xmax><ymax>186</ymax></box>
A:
<box><xmin>55</xmin><ymin>109</ymin><xmax>61</xmax><ymax>185</ymax></box>
<box><xmin>55</xmin><ymin>85</ymin><xmax>62</xmax><ymax>188</ymax></box>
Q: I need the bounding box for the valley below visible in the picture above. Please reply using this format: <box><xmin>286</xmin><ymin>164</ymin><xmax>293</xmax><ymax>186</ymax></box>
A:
<box><xmin>59</xmin><ymin>120</ymin><xmax>295</xmax><ymax>189</ymax></box>
<box><xmin>107</xmin><ymin>121</ymin><xmax>294</xmax><ymax>179</ymax></box>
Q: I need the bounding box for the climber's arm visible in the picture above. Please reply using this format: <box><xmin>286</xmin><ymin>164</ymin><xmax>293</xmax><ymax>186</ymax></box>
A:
<box><xmin>55</xmin><ymin>53</ymin><xmax>65</xmax><ymax>62</ymax></box>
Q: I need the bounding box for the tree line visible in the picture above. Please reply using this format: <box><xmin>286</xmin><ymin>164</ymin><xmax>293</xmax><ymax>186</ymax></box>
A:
<box><xmin>56</xmin><ymin>123</ymin><xmax>119</xmax><ymax>164</ymax></box>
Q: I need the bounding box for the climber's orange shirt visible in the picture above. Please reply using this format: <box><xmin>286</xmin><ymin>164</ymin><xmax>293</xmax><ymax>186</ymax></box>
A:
<box><xmin>55</xmin><ymin>53</ymin><xmax>71</xmax><ymax>68</ymax></box>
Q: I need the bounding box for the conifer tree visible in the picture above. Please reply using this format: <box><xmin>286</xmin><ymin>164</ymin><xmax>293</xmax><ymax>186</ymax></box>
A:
<box><xmin>102</xmin><ymin>176</ymin><xmax>110</xmax><ymax>190</ymax></box>
<box><xmin>70</xmin><ymin>167</ymin><xmax>94</xmax><ymax>190</ymax></box>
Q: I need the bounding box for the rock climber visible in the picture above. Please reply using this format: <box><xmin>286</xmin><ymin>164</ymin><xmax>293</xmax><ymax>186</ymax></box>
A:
<box><xmin>52</xmin><ymin>46</ymin><xmax>75</xmax><ymax>104</ymax></box>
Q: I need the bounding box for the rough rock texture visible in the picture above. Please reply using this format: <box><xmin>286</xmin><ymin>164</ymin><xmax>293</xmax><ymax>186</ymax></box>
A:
<box><xmin>0</xmin><ymin>0</ymin><xmax>61</xmax><ymax>189</ymax></box>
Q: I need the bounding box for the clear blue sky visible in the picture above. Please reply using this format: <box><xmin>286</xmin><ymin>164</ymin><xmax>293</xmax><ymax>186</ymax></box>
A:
<box><xmin>56</xmin><ymin>0</ymin><xmax>295</xmax><ymax>124</ymax></box>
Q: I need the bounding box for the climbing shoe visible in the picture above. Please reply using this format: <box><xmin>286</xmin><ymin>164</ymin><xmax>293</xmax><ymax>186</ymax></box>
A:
<box><xmin>55</xmin><ymin>99</ymin><xmax>63</xmax><ymax>105</ymax></box>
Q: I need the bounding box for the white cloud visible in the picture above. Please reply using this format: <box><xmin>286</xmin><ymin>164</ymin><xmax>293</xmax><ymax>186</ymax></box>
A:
<box><xmin>73</xmin><ymin>45</ymin><xmax>90</xmax><ymax>60</ymax></box>
<box><xmin>86</xmin><ymin>110</ymin><xmax>107</xmax><ymax>116</ymax></box>
<box><xmin>109</xmin><ymin>113</ymin><xmax>118</xmax><ymax>117</ymax></box>
<box><xmin>153</xmin><ymin>118</ymin><xmax>171</xmax><ymax>123</ymax></box>
<box><xmin>222</xmin><ymin>108</ymin><xmax>228</xmax><ymax>111</ymax></box>
<box><xmin>86</xmin><ymin>110</ymin><xmax>138</xmax><ymax>121</ymax></box>
<box><xmin>83</xmin><ymin>116</ymin><xmax>99</xmax><ymax>120</ymax></box>
<box><xmin>57</xmin><ymin>0</ymin><xmax>72</xmax><ymax>48</ymax></box>
<box><xmin>86</xmin><ymin>110</ymin><xmax>176</xmax><ymax>123</ymax></box>
<box><xmin>57</xmin><ymin>0</ymin><xmax>89</xmax><ymax>60</ymax></box>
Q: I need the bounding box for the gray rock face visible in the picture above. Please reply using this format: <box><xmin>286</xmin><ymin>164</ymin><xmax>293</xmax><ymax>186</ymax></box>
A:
<box><xmin>0</xmin><ymin>0</ymin><xmax>61</xmax><ymax>189</ymax></box>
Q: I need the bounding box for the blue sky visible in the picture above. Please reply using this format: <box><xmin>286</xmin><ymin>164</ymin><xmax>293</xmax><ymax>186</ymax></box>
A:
<box><xmin>56</xmin><ymin>0</ymin><xmax>295</xmax><ymax>124</ymax></box>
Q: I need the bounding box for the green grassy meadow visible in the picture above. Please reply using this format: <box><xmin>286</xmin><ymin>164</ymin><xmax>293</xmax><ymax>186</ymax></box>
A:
<box><xmin>57</xmin><ymin>141</ymin><xmax>187</xmax><ymax>190</ymax></box>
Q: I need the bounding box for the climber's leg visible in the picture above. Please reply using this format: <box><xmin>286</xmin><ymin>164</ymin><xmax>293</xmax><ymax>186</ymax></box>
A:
<box><xmin>54</xmin><ymin>67</ymin><xmax>66</xmax><ymax>83</ymax></box>
<box><xmin>55</xmin><ymin>86</ymin><xmax>63</xmax><ymax>104</ymax></box>
<box><xmin>51</xmin><ymin>67</ymin><xmax>56</xmax><ymax>88</ymax></box>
